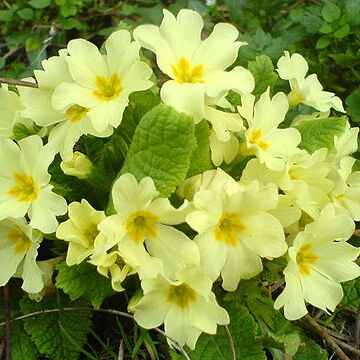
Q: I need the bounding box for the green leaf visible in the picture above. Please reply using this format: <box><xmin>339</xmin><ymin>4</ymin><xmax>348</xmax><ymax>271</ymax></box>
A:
<box><xmin>293</xmin><ymin>334</ymin><xmax>328</xmax><ymax>360</ymax></box>
<box><xmin>0</xmin><ymin>58</ymin><xmax>5</xmax><ymax>69</ymax></box>
<box><xmin>322</xmin><ymin>2</ymin><xmax>341</xmax><ymax>22</ymax></box>
<box><xmin>346</xmin><ymin>88</ymin><xmax>360</xmax><ymax>122</ymax></box>
<box><xmin>248</xmin><ymin>55</ymin><xmax>278</xmax><ymax>98</ymax></box>
<box><xmin>295</xmin><ymin>116</ymin><xmax>347</xmax><ymax>153</ymax></box>
<box><xmin>261</xmin><ymin>332</ymin><xmax>301</xmax><ymax>359</ymax></box>
<box><xmin>121</xmin><ymin>104</ymin><xmax>196</xmax><ymax>197</ymax></box>
<box><xmin>171</xmin><ymin>303</ymin><xmax>266</xmax><ymax>360</ymax></box>
<box><xmin>56</xmin><ymin>261</ymin><xmax>115</xmax><ymax>309</ymax></box>
<box><xmin>318</xmin><ymin>23</ymin><xmax>333</xmax><ymax>34</ymax></box>
<box><xmin>59</xmin><ymin>17</ymin><xmax>86</xmax><ymax>30</ymax></box>
<box><xmin>25</xmin><ymin>36</ymin><xmax>42</xmax><ymax>52</ymax></box>
<box><xmin>316</xmin><ymin>36</ymin><xmax>331</xmax><ymax>49</ymax></box>
<box><xmin>333</xmin><ymin>24</ymin><xmax>350</xmax><ymax>38</ymax></box>
<box><xmin>328</xmin><ymin>53</ymin><xmax>357</xmax><ymax>68</ymax></box>
<box><xmin>187</xmin><ymin>120</ymin><xmax>212</xmax><ymax>178</ymax></box>
<box><xmin>342</xmin><ymin>278</ymin><xmax>360</xmax><ymax>309</ymax></box>
<box><xmin>11</xmin><ymin>321</ymin><xmax>38</xmax><ymax>360</ymax></box>
<box><xmin>17</xmin><ymin>8</ymin><xmax>34</xmax><ymax>20</ymax></box>
<box><xmin>13</xmin><ymin>123</ymin><xmax>39</xmax><ymax>141</ymax></box>
<box><xmin>56</xmin><ymin>0</ymin><xmax>77</xmax><ymax>17</ymax></box>
<box><xmin>346</xmin><ymin>0</ymin><xmax>360</xmax><ymax>24</ymax></box>
<box><xmin>20</xmin><ymin>292</ymin><xmax>92</xmax><ymax>360</ymax></box>
<box><xmin>28</xmin><ymin>0</ymin><xmax>51</xmax><ymax>9</ymax></box>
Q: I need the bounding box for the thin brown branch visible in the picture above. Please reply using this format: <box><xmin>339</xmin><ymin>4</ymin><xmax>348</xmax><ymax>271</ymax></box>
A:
<box><xmin>338</xmin><ymin>304</ymin><xmax>358</xmax><ymax>314</ymax></box>
<box><xmin>0</xmin><ymin>307</ymin><xmax>191</xmax><ymax>360</ymax></box>
<box><xmin>224</xmin><ymin>325</ymin><xmax>236</xmax><ymax>360</ymax></box>
<box><xmin>0</xmin><ymin>78</ymin><xmax>38</xmax><ymax>89</ymax></box>
<box><xmin>355</xmin><ymin>301</ymin><xmax>360</xmax><ymax>348</ymax></box>
<box><xmin>3</xmin><ymin>285</ymin><xmax>11</xmax><ymax>360</ymax></box>
<box><xmin>3</xmin><ymin>45</ymin><xmax>24</xmax><ymax>60</ymax></box>
<box><xmin>0</xmin><ymin>337</ymin><xmax>5</xmax><ymax>359</ymax></box>
<box><xmin>118</xmin><ymin>339</ymin><xmax>124</xmax><ymax>360</ymax></box>
<box><xmin>331</xmin><ymin>337</ymin><xmax>360</xmax><ymax>357</ymax></box>
<box><xmin>305</xmin><ymin>314</ymin><xmax>351</xmax><ymax>360</ymax></box>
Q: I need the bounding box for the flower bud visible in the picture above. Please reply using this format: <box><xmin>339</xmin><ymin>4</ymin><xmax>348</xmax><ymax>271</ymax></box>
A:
<box><xmin>60</xmin><ymin>151</ymin><xmax>93</xmax><ymax>179</ymax></box>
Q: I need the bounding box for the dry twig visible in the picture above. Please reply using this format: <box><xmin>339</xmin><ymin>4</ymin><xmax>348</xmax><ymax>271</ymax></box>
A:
<box><xmin>305</xmin><ymin>314</ymin><xmax>351</xmax><ymax>360</ymax></box>
<box><xmin>355</xmin><ymin>301</ymin><xmax>360</xmax><ymax>348</ymax></box>
<box><xmin>0</xmin><ymin>78</ymin><xmax>38</xmax><ymax>89</ymax></box>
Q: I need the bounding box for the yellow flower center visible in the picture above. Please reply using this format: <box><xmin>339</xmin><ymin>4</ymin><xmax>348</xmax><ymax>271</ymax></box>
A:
<box><xmin>287</xmin><ymin>91</ymin><xmax>305</xmax><ymax>107</ymax></box>
<box><xmin>8</xmin><ymin>173</ymin><xmax>39</xmax><ymax>202</ymax></box>
<box><xmin>7</xmin><ymin>227</ymin><xmax>32</xmax><ymax>254</ymax></box>
<box><xmin>125</xmin><ymin>211</ymin><xmax>159</xmax><ymax>243</ymax></box>
<box><xmin>84</xmin><ymin>224</ymin><xmax>99</xmax><ymax>246</ymax></box>
<box><xmin>214</xmin><ymin>213</ymin><xmax>246</xmax><ymax>247</ymax></box>
<box><xmin>66</xmin><ymin>104</ymin><xmax>89</xmax><ymax>123</ymax></box>
<box><xmin>248</xmin><ymin>129</ymin><xmax>269</xmax><ymax>150</ymax></box>
<box><xmin>172</xmin><ymin>58</ymin><xmax>204</xmax><ymax>84</ymax></box>
<box><xmin>167</xmin><ymin>283</ymin><xmax>197</xmax><ymax>309</ymax></box>
<box><xmin>296</xmin><ymin>243</ymin><xmax>318</xmax><ymax>275</ymax></box>
<box><xmin>93</xmin><ymin>73</ymin><xmax>123</xmax><ymax>101</ymax></box>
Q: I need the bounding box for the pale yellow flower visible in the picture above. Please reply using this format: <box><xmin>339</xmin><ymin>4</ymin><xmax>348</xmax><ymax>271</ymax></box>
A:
<box><xmin>60</xmin><ymin>152</ymin><xmax>93</xmax><ymax>179</ymax></box>
<box><xmin>0</xmin><ymin>217</ymin><xmax>44</xmax><ymax>293</ymax></box>
<box><xmin>18</xmin><ymin>50</ymin><xmax>113</xmax><ymax>161</ymax></box>
<box><xmin>186</xmin><ymin>180</ymin><xmax>286</xmax><ymax>290</ymax></box>
<box><xmin>0</xmin><ymin>136</ymin><xmax>67</xmax><ymax>233</ymax></box>
<box><xmin>97</xmin><ymin>173</ymin><xmax>199</xmax><ymax>279</ymax></box>
<box><xmin>274</xmin><ymin>204</ymin><xmax>359</xmax><ymax>320</ymax></box>
<box><xmin>56</xmin><ymin>199</ymin><xmax>106</xmax><ymax>265</ymax></box>
<box><xmin>52</xmin><ymin>30</ymin><xmax>153</xmax><ymax>135</ymax></box>
<box><xmin>133</xmin><ymin>267</ymin><xmax>229</xmax><ymax>349</ymax></box>
<box><xmin>134</xmin><ymin>9</ymin><xmax>254</xmax><ymax>122</ymax></box>
<box><xmin>89</xmin><ymin>251</ymin><xmax>135</xmax><ymax>292</ymax></box>
<box><xmin>277</xmin><ymin>51</ymin><xmax>344</xmax><ymax>112</ymax></box>
<box><xmin>238</xmin><ymin>89</ymin><xmax>301</xmax><ymax>171</ymax></box>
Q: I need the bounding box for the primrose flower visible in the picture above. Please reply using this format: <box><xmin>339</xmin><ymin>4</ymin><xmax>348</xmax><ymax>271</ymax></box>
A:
<box><xmin>56</xmin><ymin>199</ymin><xmax>106</xmax><ymax>266</ymax></box>
<box><xmin>0</xmin><ymin>217</ymin><xmax>44</xmax><ymax>293</ymax></box>
<box><xmin>238</xmin><ymin>89</ymin><xmax>301</xmax><ymax>171</ymax></box>
<box><xmin>60</xmin><ymin>151</ymin><xmax>93</xmax><ymax>179</ymax></box>
<box><xmin>18</xmin><ymin>50</ymin><xmax>113</xmax><ymax>161</ymax></box>
<box><xmin>209</xmin><ymin>130</ymin><xmax>239</xmax><ymax>166</ymax></box>
<box><xmin>330</xmin><ymin>156</ymin><xmax>360</xmax><ymax>221</ymax></box>
<box><xmin>186</xmin><ymin>180</ymin><xmax>286</xmax><ymax>291</ymax></box>
<box><xmin>0</xmin><ymin>136</ymin><xmax>67</xmax><ymax>233</ymax></box>
<box><xmin>52</xmin><ymin>30</ymin><xmax>153</xmax><ymax>134</ymax></box>
<box><xmin>96</xmin><ymin>173</ymin><xmax>199</xmax><ymax>279</ymax></box>
<box><xmin>241</xmin><ymin>149</ymin><xmax>334</xmax><ymax>219</ymax></box>
<box><xmin>89</xmin><ymin>251</ymin><xmax>135</xmax><ymax>292</ymax></box>
<box><xmin>274</xmin><ymin>204</ymin><xmax>359</xmax><ymax>320</ymax></box>
<box><xmin>277</xmin><ymin>51</ymin><xmax>344</xmax><ymax>112</ymax></box>
<box><xmin>133</xmin><ymin>267</ymin><xmax>229</xmax><ymax>349</ymax></box>
<box><xmin>0</xmin><ymin>86</ymin><xmax>33</xmax><ymax>138</ymax></box>
<box><xmin>134</xmin><ymin>9</ymin><xmax>254</xmax><ymax>122</ymax></box>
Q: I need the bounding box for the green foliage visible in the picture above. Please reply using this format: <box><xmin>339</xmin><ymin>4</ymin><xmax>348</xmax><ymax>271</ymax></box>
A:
<box><xmin>20</xmin><ymin>292</ymin><xmax>92</xmax><ymax>360</ymax></box>
<box><xmin>11</xmin><ymin>321</ymin><xmax>39</xmax><ymax>360</ymax></box>
<box><xmin>171</xmin><ymin>303</ymin><xmax>266</xmax><ymax>360</ymax></box>
<box><xmin>248</xmin><ymin>55</ymin><xmax>278</xmax><ymax>98</ymax></box>
<box><xmin>55</xmin><ymin>261</ymin><xmax>116</xmax><ymax>309</ymax></box>
<box><xmin>346</xmin><ymin>88</ymin><xmax>360</xmax><ymax>122</ymax></box>
<box><xmin>13</xmin><ymin>123</ymin><xmax>41</xmax><ymax>141</ymax></box>
<box><xmin>295</xmin><ymin>116</ymin><xmax>347</xmax><ymax>153</ymax></box>
<box><xmin>121</xmin><ymin>104</ymin><xmax>196</xmax><ymax>197</ymax></box>
<box><xmin>342</xmin><ymin>278</ymin><xmax>360</xmax><ymax>309</ymax></box>
<box><xmin>187</xmin><ymin>120</ymin><xmax>212</xmax><ymax>178</ymax></box>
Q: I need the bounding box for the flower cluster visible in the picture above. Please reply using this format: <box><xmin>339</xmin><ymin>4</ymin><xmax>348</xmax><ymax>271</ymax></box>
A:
<box><xmin>0</xmin><ymin>8</ymin><xmax>359</xmax><ymax>350</ymax></box>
